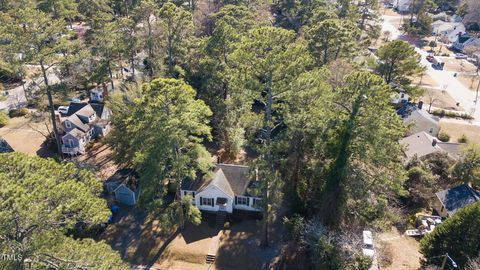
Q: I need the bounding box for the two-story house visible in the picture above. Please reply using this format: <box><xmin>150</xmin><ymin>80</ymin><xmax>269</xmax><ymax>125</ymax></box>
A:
<box><xmin>58</xmin><ymin>102</ymin><xmax>111</xmax><ymax>155</ymax></box>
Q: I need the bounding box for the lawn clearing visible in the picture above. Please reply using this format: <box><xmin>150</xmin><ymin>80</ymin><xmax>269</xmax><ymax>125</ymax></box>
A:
<box><xmin>412</xmin><ymin>74</ymin><xmax>440</xmax><ymax>89</ymax></box>
<box><xmin>442</xmin><ymin>58</ymin><xmax>477</xmax><ymax>73</ymax></box>
<box><xmin>440</xmin><ymin>120</ymin><xmax>480</xmax><ymax>145</ymax></box>
<box><xmin>0</xmin><ymin>112</ymin><xmax>54</xmax><ymax>157</ymax></box>
<box><xmin>420</xmin><ymin>87</ymin><xmax>462</xmax><ymax>111</ymax></box>
<box><xmin>458</xmin><ymin>74</ymin><xmax>480</xmax><ymax>93</ymax></box>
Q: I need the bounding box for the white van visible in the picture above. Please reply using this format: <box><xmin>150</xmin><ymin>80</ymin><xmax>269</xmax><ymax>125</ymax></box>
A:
<box><xmin>362</xmin><ymin>230</ymin><xmax>375</xmax><ymax>257</ymax></box>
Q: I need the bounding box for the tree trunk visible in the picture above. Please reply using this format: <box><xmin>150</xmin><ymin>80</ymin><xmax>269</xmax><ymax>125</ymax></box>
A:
<box><xmin>147</xmin><ymin>18</ymin><xmax>154</xmax><ymax>77</ymax></box>
<box><xmin>107</xmin><ymin>61</ymin><xmax>115</xmax><ymax>91</ymax></box>
<box><xmin>261</xmin><ymin>71</ymin><xmax>274</xmax><ymax>248</ymax></box>
<box><xmin>40</xmin><ymin>60</ymin><xmax>63</xmax><ymax>160</ymax></box>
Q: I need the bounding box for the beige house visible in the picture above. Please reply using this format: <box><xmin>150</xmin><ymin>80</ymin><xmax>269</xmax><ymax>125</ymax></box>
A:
<box><xmin>400</xmin><ymin>131</ymin><xmax>463</xmax><ymax>160</ymax></box>
<box><xmin>403</xmin><ymin>108</ymin><xmax>440</xmax><ymax>136</ymax></box>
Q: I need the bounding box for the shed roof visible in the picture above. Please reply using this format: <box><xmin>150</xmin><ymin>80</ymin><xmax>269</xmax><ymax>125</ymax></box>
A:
<box><xmin>435</xmin><ymin>184</ymin><xmax>480</xmax><ymax>216</ymax></box>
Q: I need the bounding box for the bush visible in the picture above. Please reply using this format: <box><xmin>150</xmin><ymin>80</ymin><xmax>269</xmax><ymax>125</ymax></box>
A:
<box><xmin>437</xmin><ymin>132</ymin><xmax>450</xmax><ymax>142</ymax></box>
<box><xmin>458</xmin><ymin>134</ymin><xmax>468</xmax><ymax>143</ymax></box>
<box><xmin>432</xmin><ymin>109</ymin><xmax>474</xmax><ymax>120</ymax></box>
<box><xmin>8</xmin><ymin>108</ymin><xmax>29</xmax><ymax>118</ymax></box>
<box><xmin>0</xmin><ymin>111</ymin><xmax>8</xmax><ymax>127</ymax></box>
<box><xmin>420</xmin><ymin>202</ymin><xmax>480</xmax><ymax>268</ymax></box>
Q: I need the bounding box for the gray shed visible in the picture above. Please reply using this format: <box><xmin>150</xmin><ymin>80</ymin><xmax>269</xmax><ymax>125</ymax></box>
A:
<box><xmin>105</xmin><ymin>169</ymin><xmax>140</xmax><ymax>206</ymax></box>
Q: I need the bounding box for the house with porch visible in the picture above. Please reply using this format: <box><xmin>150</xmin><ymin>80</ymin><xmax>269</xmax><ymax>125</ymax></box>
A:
<box><xmin>57</xmin><ymin>102</ymin><xmax>111</xmax><ymax>155</ymax></box>
<box><xmin>180</xmin><ymin>164</ymin><xmax>262</xmax><ymax>214</ymax></box>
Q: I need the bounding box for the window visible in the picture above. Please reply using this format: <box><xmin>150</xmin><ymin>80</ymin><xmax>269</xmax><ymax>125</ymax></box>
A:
<box><xmin>236</xmin><ymin>196</ymin><xmax>249</xmax><ymax>206</ymax></box>
<box><xmin>253</xmin><ymin>198</ymin><xmax>263</xmax><ymax>208</ymax></box>
<box><xmin>65</xmin><ymin>121</ymin><xmax>71</xmax><ymax>128</ymax></box>
<box><xmin>183</xmin><ymin>191</ymin><xmax>195</xmax><ymax>204</ymax></box>
<box><xmin>68</xmin><ymin>139</ymin><xmax>74</xmax><ymax>147</ymax></box>
<box><xmin>200</xmin><ymin>197</ymin><xmax>213</xmax><ymax>207</ymax></box>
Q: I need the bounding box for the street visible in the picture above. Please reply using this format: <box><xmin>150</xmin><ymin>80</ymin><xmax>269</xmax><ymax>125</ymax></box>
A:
<box><xmin>0</xmin><ymin>69</ymin><xmax>60</xmax><ymax>110</ymax></box>
<box><xmin>381</xmin><ymin>14</ymin><xmax>480</xmax><ymax>124</ymax></box>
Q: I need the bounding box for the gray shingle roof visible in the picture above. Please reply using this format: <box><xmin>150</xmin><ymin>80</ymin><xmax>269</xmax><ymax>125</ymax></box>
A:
<box><xmin>0</xmin><ymin>137</ymin><xmax>14</xmax><ymax>153</ymax></box>
<box><xmin>400</xmin><ymin>131</ymin><xmax>463</xmax><ymax>159</ymax></box>
<box><xmin>436</xmin><ymin>184</ymin><xmax>480</xmax><ymax>216</ymax></box>
<box><xmin>67</xmin><ymin>128</ymin><xmax>86</xmax><ymax>139</ymax></box>
<box><xmin>182</xmin><ymin>164</ymin><xmax>253</xmax><ymax>196</ymax></box>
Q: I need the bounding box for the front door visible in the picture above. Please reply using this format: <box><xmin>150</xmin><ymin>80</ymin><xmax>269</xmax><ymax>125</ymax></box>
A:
<box><xmin>216</xmin><ymin>197</ymin><xmax>228</xmax><ymax>211</ymax></box>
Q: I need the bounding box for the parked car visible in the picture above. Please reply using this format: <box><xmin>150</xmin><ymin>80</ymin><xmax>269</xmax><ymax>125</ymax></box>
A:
<box><xmin>58</xmin><ymin>106</ymin><xmax>69</xmax><ymax>114</ymax></box>
<box><xmin>455</xmin><ymin>53</ymin><xmax>467</xmax><ymax>59</ymax></box>
<box><xmin>362</xmin><ymin>230</ymin><xmax>375</xmax><ymax>258</ymax></box>
<box><xmin>426</xmin><ymin>55</ymin><xmax>434</xmax><ymax>62</ymax></box>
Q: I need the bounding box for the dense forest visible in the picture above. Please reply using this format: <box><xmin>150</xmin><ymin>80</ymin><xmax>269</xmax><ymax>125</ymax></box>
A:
<box><xmin>1</xmin><ymin>0</ymin><xmax>480</xmax><ymax>269</ymax></box>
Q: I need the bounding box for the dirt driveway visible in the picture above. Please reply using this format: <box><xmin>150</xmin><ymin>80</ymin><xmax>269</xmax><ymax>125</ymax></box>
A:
<box><xmin>378</xmin><ymin>227</ymin><xmax>422</xmax><ymax>270</ymax></box>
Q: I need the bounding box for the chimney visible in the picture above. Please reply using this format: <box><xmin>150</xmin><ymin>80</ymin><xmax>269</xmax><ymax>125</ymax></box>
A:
<box><xmin>102</xmin><ymin>83</ymin><xmax>108</xmax><ymax>99</ymax></box>
<box><xmin>432</xmin><ymin>139</ymin><xmax>437</xmax><ymax>147</ymax></box>
<box><xmin>418</xmin><ymin>101</ymin><xmax>424</xmax><ymax>110</ymax></box>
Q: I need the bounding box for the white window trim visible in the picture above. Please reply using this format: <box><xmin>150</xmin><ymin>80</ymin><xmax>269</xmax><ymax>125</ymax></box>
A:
<box><xmin>236</xmin><ymin>196</ymin><xmax>249</xmax><ymax>205</ymax></box>
<box><xmin>201</xmin><ymin>197</ymin><xmax>214</xmax><ymax>207</ymax></box>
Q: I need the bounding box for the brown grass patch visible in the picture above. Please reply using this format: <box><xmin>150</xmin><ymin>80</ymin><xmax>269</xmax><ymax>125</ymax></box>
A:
<box><xmin>379</xmin><ymin>227</ymin><xmax>422</xmax><ymax>270</ymax></box>
<box><xmin>440</xmin><ymin>121</ymin><xmax>480</xmax><ymax>145</ymax></box>
<box><xmin>458</xmin><ymin>74</ymin><xmax>480</xmax><ymax>92</ymax></box>
<box><xmin>412</xmin><ymin>74</ymin><xmax>440</xmax><ymax>89</ymax></box>
<box><xmin>420</xmin><ymin>87</ymin><xmax>461</xmax><ymax>111</ymax></box>
<box><xmin>443</xmin><ymin>58</ymin><xmax>478</xmax><ymax>73</ymax></box>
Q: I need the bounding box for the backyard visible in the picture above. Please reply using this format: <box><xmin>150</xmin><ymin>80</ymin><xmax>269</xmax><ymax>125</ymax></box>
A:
<box><xmin>104</xmin><ymin>211</ymin><xmax>283</xmax><ymax>270</ymax></box>
<box><xmin>0</xmin><ymin>111</ymin><xmax>54</xmax><ymax>157</ymax></box>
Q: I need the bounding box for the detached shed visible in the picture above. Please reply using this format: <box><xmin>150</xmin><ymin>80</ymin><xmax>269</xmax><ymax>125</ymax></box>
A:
<box><xmin>105</xmin><ymin>169</ymin><xmax>140</xmax><ymax>206</ymax></box>
<box><xmin>432</xmin><ymin>184</ymin><xmax>480</xmax><ymax>218</ymax></box>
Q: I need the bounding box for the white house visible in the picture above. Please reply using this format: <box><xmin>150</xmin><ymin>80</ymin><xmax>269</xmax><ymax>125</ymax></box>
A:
<box><xmin>58</xmin><ymin>102</ymin><xmax>111</xmax><ymax>155</ymax></box>
<box><xmin>391</xmin><ymin>90</ymin><xmax>410</xmax><ymax>105</ymax></box>
<box><xmin>432</xmin><ymin>21</ymin><xmax>466</xmax><ymax>43</ymax></box>
<box><xmin>394</xmin><ymin>0</ymin><xmax>413</xmax><ymax>13</ymax></box>
<box><xmin>452</xmin><ymin>33</ymin><xmax>480</xmax><ymax>52</ymax></box>
<box><xmin>180</xmin><ymin>164</ymin><xmax>262</xmax><ymax>214</ymax></box>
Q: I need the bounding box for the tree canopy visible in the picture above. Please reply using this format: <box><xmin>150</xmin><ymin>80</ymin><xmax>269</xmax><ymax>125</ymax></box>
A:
<box><xmin>0</xmin><ymin>153</ymin><xmax>127</xmax><ymax>269</ymax></box>
<box><xmin>420</xmin><ymin>202</ymin><xmax>480</xmax><ymax>268</ymax></box>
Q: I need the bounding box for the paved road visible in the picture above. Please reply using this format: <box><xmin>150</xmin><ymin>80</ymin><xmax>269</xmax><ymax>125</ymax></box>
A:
<box><xmin>0</xmin><ymin>70</ymin><xmax>60</xmax><ymax>111</ymax></box>
<box><xmin>381</xmin><ymin>15</ymin><xmax>480</xmax><ymax>125</ymax></box>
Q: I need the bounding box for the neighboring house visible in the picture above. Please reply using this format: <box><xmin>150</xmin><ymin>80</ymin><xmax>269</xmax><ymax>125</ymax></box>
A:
<box><xmin>391</xmin><ymin>90</ymin><xmax>410</xmax><ymax>105</ymax></box>
<box><xmin>452</xmin><ymin>33</ymin><xmax>480</xmax><ymax>52</ymax></box>
<box><xmin>58</xmin><ymin>102</ymin><xmax>111</xmax><ymax>155</ymax></box>
<box><xmin>402</xmin><ymin>106</ymin><xmax>440</xmax><ymax>136</ymax></box>
<box><xmin>400</xmin><ymin>131</ymin><xmax>463</xmax><ymax>160</ymax></box>
<box><xmin>105</xmin><ymin>169</ymin><xmax>140</xmax><ymax>206</ymax></box>
<box><xmin>0</xmin><ymin>137</ymin><xmax>14</xmax><ymax>153</ymax></box>
<box><xmin>432</xmin><ymin>21</ymin><xmax>466</xmax><ymax>43</ymax></box>
<box><xmin>432</xmin><ymin>184</ymin><xmax>480</xmax><ymax>218</ymax></box>
<box><xmin>90</xmin><ymin>88</ymin><xmax>106</xmax><ymax>103</ymax></box>
<box><xmin>180</xmin><ymin>164</ymin><xmax>262</xmax><ymax>214</ymax></box>
<box><xmin>394</xmin><ymin>0</ymin><xmax>413</xmax><ymax>13</ymax></box>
